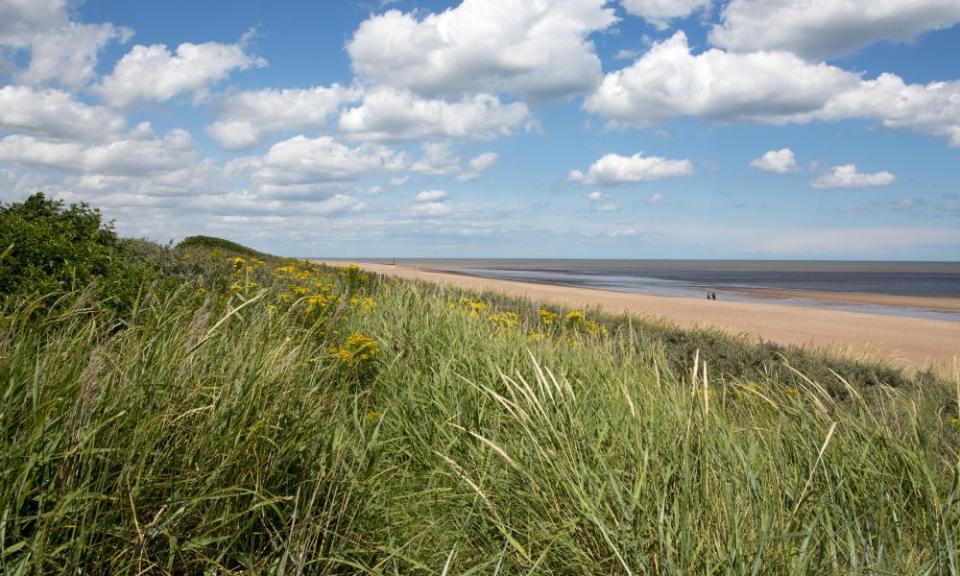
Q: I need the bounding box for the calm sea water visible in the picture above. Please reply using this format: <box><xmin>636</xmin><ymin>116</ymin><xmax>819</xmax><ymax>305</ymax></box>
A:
<box><xmin>356</xmin><ymin>259</ymin><xmax>960</xmax><ymax>322</ymax></box>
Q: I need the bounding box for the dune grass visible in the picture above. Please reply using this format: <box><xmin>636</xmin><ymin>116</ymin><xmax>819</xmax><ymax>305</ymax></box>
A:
<box><xmin>2</xmin><ymin>252</ymin><xmax>959</xmax><ymax>574</ymax></box>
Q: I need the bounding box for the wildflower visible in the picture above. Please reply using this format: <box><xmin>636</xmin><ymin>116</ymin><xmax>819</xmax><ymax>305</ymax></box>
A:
<box><xmin>564</xmin><ymin>310</ymin><xmax>585</xmax><ymax>326</ymax></box>
<box><xmin>330</xmin><ymin>347</ymin><xmax>354</xmax><ymax>364</ymax></box>
<box><xmin>467</xmin><ymin>301</ymin><xmax>487</xmax><ymax>318</ymax></box>
<box><xmin>949</xmin><ymin>417</ymin><xmax>960</xmax><ymax>429</ymax></box>
<box><xmin>785</xmin><ymin>388</ymin><xmax>799</xmax><ymax>396</ymax></box>
<box><xmin>527</xmin><ymin>331</ymin><xmax>544</xmax><ymax>343</ymax></box>
<box><xmin>291</xmin><ymin>285</ymin><xmax>309</xmax><ymax>296</ymax></box>
<box><xmin>585</xmin><ymin>319</ymin><xmax>607</xmax><ymax>337</ymax></box>
<box><xmin>307</xmin><ymin>294</ymin><xmax>329</xmax><ymax>310</ymax></box>
<box><xmin>342</xmin><ymin>263</ymin><xmax>368</xmax><ymax>286</ymax></box>
<box><xmin>538</xmin><ymin>308</ymin><xmax>557</xmax><ymax>326</ymax></box>
<box><xmin>230</xmin><ymin>256</ymin><xmax>245</xmax><ymax>268</ymax></box>
<box><xmin>488</xmin><ymin>311</ymin><xmax>520</xmax><ymax>328</ymax></box>
<box><xmin>330</xmin><ymin>331</ymin><xmax>380</xmax><ymax>365</ymax></box>
<box><xmin>345</xmin><ymin>332</ymin><xmax>379</xmax><ymax>359</ymax></box>
<box><xmin>350</xmin><ymin>296</ymin><xmax>375</xmax><ymax>311</ymax></box>
<box><xmin>365</xmin><ymin>410</ymin><xmax>382</xmax><ymax>423</ymax></box>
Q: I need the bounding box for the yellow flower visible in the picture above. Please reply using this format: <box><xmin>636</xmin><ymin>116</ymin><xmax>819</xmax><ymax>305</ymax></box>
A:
<box><xmin>329</xmin><ymin>347</ymin><xmax>354</xmax><ymax>364</ymax></box>
<box><xmin>330</xmin><ymin>331</ymin><xmax>380</xmax><ymax>365</ymax></box>
<box><xmin>949</xmin><ymin>417</ymin><xmax>960</xmax><ymax>429</ymax></box>
<box><xmin>527</xmin><ymin>331</ymin><xmax>544</xmax><ymax>343</ymax></box>
<box><xmin>538</xmin><ymin>308</ymin><xmax>557</xmax><ymax>326</ymax></box>
<box><xmin>291</xmin><ymin>285</ymin><xmax>309</xmax><ymax>296</ymax></box>
<box><xmin>229</xmin><ymin>256</ymin><xmax>245</xmax><ymax>268</ymax></box>
<box><xmin>488</xmin><ymin>311</ymin><xmax>520</xmax><ymax>328</ymax></box>
<box><xmin>350</xmin><ymin>296</ymin><xmax>375</xmax><ymax>311</ymax></box>
<box><xmin>585</xmin><ymin>319</ymin><xmax>606</xmax><ymax>336</ymax></box>
<box><xmin>564</xmin><ymin>310</ymin><xmax>585</xmax><ymax>327</ymax></box>
<box><xmin>307</xmin><ymin>294</ymin><xmax>329</xmax><ymax>309</ymax></box>
<box><xmin>785</xmin><ymin>388</ymin><xmax>799</xmax><ymax>396</ymax></box>
<box><xmin>365</xmin><ymin>410</ymin><xmax>382</xmax><ymax>423</ymax></box>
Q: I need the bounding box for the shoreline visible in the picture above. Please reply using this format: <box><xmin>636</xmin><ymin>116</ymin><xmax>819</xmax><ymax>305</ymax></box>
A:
<box><xmin>317</xmin><ymin>260</ymin><xmax>960</xmax><ymax>372</ymax></box>
<box><xmin>435</xmin><ymin>268</ymin><xmax>960</xmax><ymax>318</ymax></box>
<box><xmin>730</xmin><ymin>287</ymin><xmax>960</xmax><ymax>313</ymax></box>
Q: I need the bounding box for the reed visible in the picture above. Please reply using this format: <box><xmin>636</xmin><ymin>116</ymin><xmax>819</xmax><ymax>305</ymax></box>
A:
<box><xmin>1</xmin><ymin>251</ymin><xmax>958</xmax><ymax>574</ymax></box>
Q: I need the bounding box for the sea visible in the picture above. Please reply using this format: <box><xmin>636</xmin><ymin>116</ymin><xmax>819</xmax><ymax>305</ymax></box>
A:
<box><xmin>356</xmin><ymin>259</ymin><xmax>960</xmax><ymax>322</ymax></box>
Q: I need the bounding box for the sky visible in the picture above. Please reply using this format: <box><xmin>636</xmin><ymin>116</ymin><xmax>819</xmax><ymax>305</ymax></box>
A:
<box><xmin>0</xmin><ymin>0</ymin><xmax>958</xmax><ymax>260</ymax></box>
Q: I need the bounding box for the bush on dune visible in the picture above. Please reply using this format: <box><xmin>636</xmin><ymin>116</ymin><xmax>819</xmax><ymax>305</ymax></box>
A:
<box><xmin>0</xmin><ymin>193</ymin><xmax>119</xmax><ymax>298</ymax></box>
<box><xmin>1</xmin><ymin>195</ymin><xmax>958</xmax><ymax>574</ymax></box>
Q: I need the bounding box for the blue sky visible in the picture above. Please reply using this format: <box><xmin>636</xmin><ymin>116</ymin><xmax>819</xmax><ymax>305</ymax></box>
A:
<box><xmin>0</xmin><ymin>0</ymin><xmax>958</xmax><ymax>259</ymax></box>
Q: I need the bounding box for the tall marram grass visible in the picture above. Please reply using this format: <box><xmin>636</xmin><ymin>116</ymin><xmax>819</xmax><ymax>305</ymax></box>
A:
<box><xmin>2</xmin><ymin>263</ymin><xmax>959</xmax><ymax>574</ymax></box>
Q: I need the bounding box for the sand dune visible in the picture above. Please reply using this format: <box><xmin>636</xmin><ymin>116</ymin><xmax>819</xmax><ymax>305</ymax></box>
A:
<box><xmin>317</xmin><ymin>261</ymin><xmax>960</xmax><ymax>373</ymax></box>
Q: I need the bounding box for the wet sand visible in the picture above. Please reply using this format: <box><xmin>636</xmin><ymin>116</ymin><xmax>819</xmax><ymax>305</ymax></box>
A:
<box><xmin>732</xmin><ymin>288</ymin><xmax>960</xmax><ymax>312</ymax></box>
<box><xmin>317</xmin><ymin>261</ymin><xmax>960</xmax><ymax>373</ymax></box>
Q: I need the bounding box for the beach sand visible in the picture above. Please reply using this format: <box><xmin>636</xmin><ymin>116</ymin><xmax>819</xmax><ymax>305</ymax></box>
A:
<box><xmin>317</xmin><ymin>261</ymin><xmax>960</xmax><ymax>372</ymax></box>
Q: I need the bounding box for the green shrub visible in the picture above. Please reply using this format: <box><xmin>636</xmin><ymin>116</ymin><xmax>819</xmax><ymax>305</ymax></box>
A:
<box><xmin>177</xmin><ymin>235</ymin><xmax>266</xmax><ymax>257</ymax></box>
<box><xmin>0</xmin><ymin>193</ymin><xmax>118</xmax><ymax>298</ymax></box>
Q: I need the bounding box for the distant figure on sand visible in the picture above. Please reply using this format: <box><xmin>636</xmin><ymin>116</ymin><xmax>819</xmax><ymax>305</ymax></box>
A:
<box><xmin>706</xmin><ymin>291</ymin><xmax>718</xmax><ymax>301</ymax></box>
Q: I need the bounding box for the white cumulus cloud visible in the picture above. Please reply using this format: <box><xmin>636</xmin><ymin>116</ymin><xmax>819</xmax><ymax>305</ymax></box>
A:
<box><xmin>339</xmin><ymin>89</ymin><xmax>530</xmax><ymax>142</ymax></box>
<box><xmin>208</xmin><ymin>84</ymin><xmax>362</xmax><ymax>149</ymax></box>
<box><xmin>619</xmin><ymin>0</ymin><xmax>711</xmax><ymax>29</ymax></box>
<box><xmin>814</xmin><ymin>73</ymin><xmax>960</xmax><ymax>147</ymax></box>
<box><xmin>457</xmin><ymin>152</ymin><xmax>499</xmax><ymax>182</ymax></box>
<box><xmin>711</xmin><ymin>0</ymin><xmax>960</xmax><ymax>60</ymax></box>
<box><xmin>0</xmin><ymin>85</ymin><xmax>126</xmax><ymax>140</ymax></box>
<box><xmin>0</xmin><ymin>0</ymin><xmax>68</xmax><ymax>46</ymax></box>
<box><xmin>410</xmin><ymin>142</ymin><xmax>461</xmax><ymax>175</ymax></box>
<box><xmin>346</xmin><ymin>0</ymin><xmax>617</xmax><ymax>102</ymax></box>
<box><xmin>751</xmin><ymin>148</ymin><xmax>797</xmax><ymax>173</ymax></box>
<box><xmin>408</xmin><ymin>201</ymin><xmax>452</xmax><ymax>216</ymax></box>
<box><xmin>415</xmin><ymin>189</ymin><xmax>448</xmax><ymax>202</ymax></box>
<box><xmin>810</xmin><ymin>164</ymin><xmax>896</xmax><ymax>189</ymax></box>
<box><xmin>95</xmin><ymin>39</ymin><xmax>266</xmax><ymax>107</ymax></box>
<box><xmin>0</xmin><ymin>0</ymin><xmax>131</xmax><ymax>88</ymax></box>
<box><xmin>570</xmin><ymin>151</ymin><xmax>693</xmax><ymax>186</ymax></box>
<box><xmin>233</xmin><ymin>135</ymin><xmax>406</xmax><ymax>196</ymax></box>
<box><xmin>585</xmin><ymin>31</ymin><xmax>960</xmax><ymax>147</ymax></box>
<box><xmin>0</xmin><ymin>128</ymin><xmax>195</xmax><ymax>177</ymax></box>
<box><xmin>585</xmin><ymin>31</ymin><xmax>859</xmax><ymax>126</ymax></box>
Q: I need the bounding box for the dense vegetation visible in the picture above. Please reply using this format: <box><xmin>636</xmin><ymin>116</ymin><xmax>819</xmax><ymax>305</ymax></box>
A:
<box><xmin>2</xmin><ymin>194</ymin><xmax>958</xmax><ymax>574</ymax></box>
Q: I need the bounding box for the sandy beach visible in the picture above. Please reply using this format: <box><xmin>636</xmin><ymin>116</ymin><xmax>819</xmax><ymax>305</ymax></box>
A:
<box><xmin>318</xmin><ymin>260</ymin><xmax>960</xmax><ymax>372</ymax></box>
